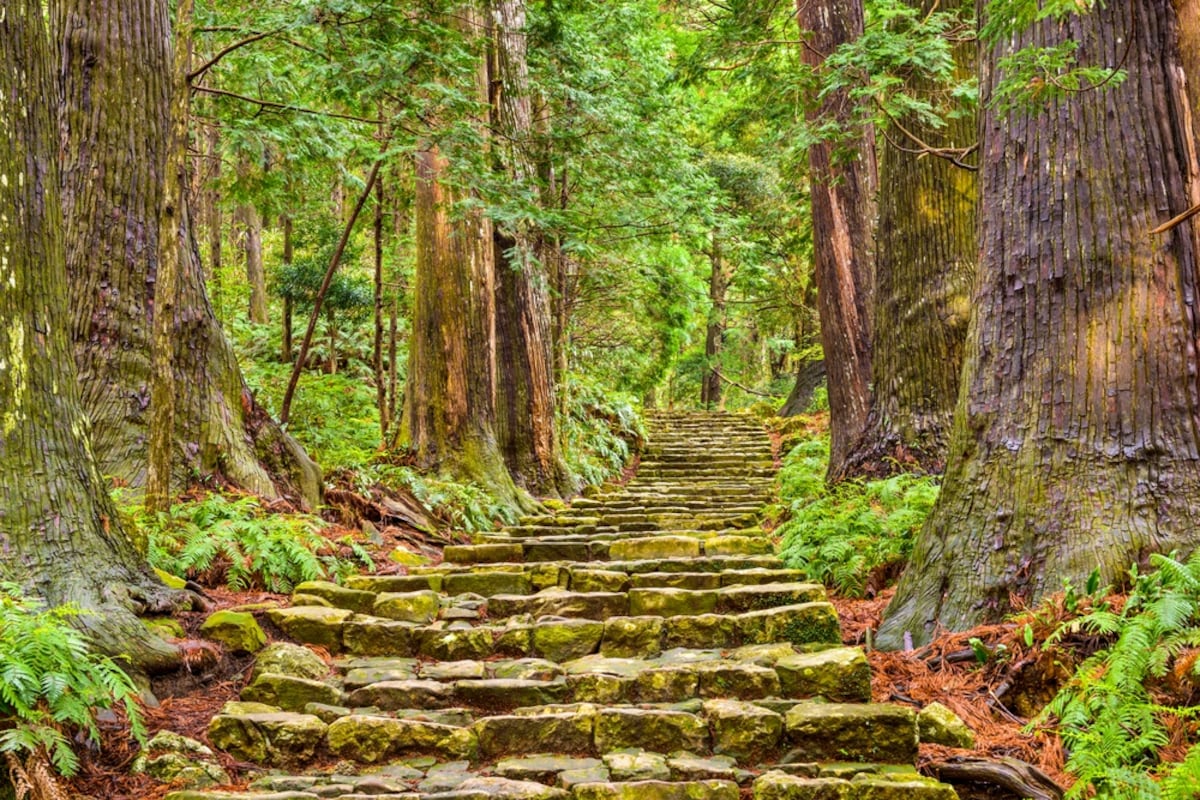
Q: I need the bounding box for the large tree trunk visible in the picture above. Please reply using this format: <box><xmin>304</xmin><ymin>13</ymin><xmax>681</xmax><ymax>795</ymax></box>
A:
<box><xmin>701</xmin><ymin>235</ymin><xmax>731</xmax><ymax>410</ymax></box>
<box><xmin>54</xmin><ymin>0</ymin><xmax>321</xmax><ymax>508</ymax></box>
<box><xmin>840</xmin><ymin>0</ymin><xmax>976</xmax><ymax>477</ymax></box>
<box><xmin>0</xmin><ymin>0</ymin><xmax>181</xmax><ymax>673</ymax></box>
<box><xmin>488</xmin><ymin>0</ymin><xmax>572</xmax><ymax>497</ymax></box>
<box><xmin>879</xmin><ymin>0</ymin><xmax>1200</xmax><ymax>648</ymax></box>
<box><xmin>796</xmin><ymin>0</ymin><xmax>877</xmax><ymax>482</ymax></box>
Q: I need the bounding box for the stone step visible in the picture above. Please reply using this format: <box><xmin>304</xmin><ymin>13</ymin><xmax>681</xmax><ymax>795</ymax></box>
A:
<box><xmin>408</xmin><ymin>554</ymin><xmax>788</xmax><ymax>577</ymax></box>
<box><xmin>440</xmin><ymin>535</ymin><xmax>773</xmax><ymax>566</ymax></box>
<box><xmin>486</xmin><ymin>525</ymin><xmax>767</xmax><ymax>543</ymax></box>
<box><xmin>266</xmin><ymin>602</ymin><xmax>841</xmax><ymax>660</ymax></box>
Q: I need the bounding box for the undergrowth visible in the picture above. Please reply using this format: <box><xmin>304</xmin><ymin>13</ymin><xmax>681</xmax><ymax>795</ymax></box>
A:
<box><xmin>121</xmin><ymin>493</ymin><xmax>372</xmax><ymax>592</ymax></box>
<box><xmin>773</xmin><ymin>431</ymin><xmax>940</xmax><ymax>596</ymax></box>
<box><xmin>561</xmin><ymin>375</ymin><xmax>643</xmax><ymax>487</ymax></box>
<box><xmin>0</xmin><ymin>585</ymin><xmax>142</xmax><ymax>787</ymax></box>
<box><xmin>1037</xmin><ymin>552</ymin><xmax>1200</xmax><ymax>799</ymax></box>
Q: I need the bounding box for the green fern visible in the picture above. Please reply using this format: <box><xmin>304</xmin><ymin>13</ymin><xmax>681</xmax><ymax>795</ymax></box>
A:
<box><xmin>0</xmin><ymin>585</ymin><xmax>143</xmax><ymax>778</ymax></box>
<box><xmin>1038</xmin><ymin>552</ymin><xmax>1200</xmax><ymax>799</ymax></box>
<box><xmin>125</xmin><ymin>492</ymin><xmax>373</xmax><ymax>592</ymax></box>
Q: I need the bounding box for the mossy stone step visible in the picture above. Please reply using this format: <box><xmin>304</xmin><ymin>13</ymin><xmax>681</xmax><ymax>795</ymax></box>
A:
<box><xmin>752</xmin><ymin>771</ymin><xmax>958</xmax><ymax>799</ymax></box>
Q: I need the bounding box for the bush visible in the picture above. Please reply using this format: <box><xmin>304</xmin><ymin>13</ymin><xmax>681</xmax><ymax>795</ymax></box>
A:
<box><xmin>561</xmin><ymin>374</ymin><xmax>643</xmax><ymax>488</ymax></box>
<box><xmin>0</xmin><ymin>586</ymin><xmax>143</xmax><ymax>780</ymax></box>
<box><xmin>775</xmin><ymin>432</ymin><xmax>940</xmax><ymax>596</ymax></box>
<box><xmin>368</xmin><ymin>465</ymin><xmax>519</xmax><ymax>534</ymax></box>
<box><xmin>125</xmin><ymin>493</ymin><xmax>372</xmax><ymax>592</ymax></box>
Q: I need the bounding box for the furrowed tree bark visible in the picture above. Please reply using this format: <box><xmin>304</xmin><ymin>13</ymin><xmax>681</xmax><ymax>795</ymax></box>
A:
<box><xmin>0</xmin><ymin>0</ymin><xmax>181</xmax><ymax>672</ymax></box>
<box><xmin>839</xmin><ymin>0</ymin><xmax>976</xmax><ymax>478</ymax></box>
<box><xmin>54</xmin><ymin>0</ymin><xmax>320</xmax><ymax>508</ymax></box>
<box><xmin>796</xmin><ymin>0</ymin><xmax>877</xmax><ymax>482</ymax></box>
<box><xmin>701</xmin><ymin>235</ymin><xmax>731</xmax><ymax>410</ymax></box>
<box><xmin>879</xmin><ymin>0</ymin><xmax>1200</xmax><ymax>648</ymax></box>
<box><xmin>206</xmin><ymin>125</ymin><xmax>224</xmax><ymax>318</ymax></box>
<box><xmin>488</xmin><ymin>0</ymin><xmax>573</xmax><ymax>497</ymax></box>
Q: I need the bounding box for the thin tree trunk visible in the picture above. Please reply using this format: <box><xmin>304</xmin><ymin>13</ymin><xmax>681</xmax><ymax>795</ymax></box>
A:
<box><xmin>147</xmin><ymin>0</ymin><xmax>193</xmax><ymax>513</ymax></box>
<box><xmin>374</xmin><ymin>171</ymin><xmax>389</xmax><ymax>441</ymax></box>
<box><xmin>702</xmin><ymin>235</ymin><xmax>730</xmax><ymax>410</ymax></box>
<box><xmin>54</xmin><ymin>0</ymin><xmax>321</xmax><ymax>508</ymax></box>
<box><xmin>488</xmin><ymin>0</ymin><xmax>572</xmax><ymax>496</ymax></box>
<box><xmin>282</xmin><ymin>214</ymin><xmax>294</xmax><ymax>363</ymax></box>
<box><xmin>236</xmin><ymin>186</ymin><xmax>268</xmax><ymax>324</ymax></box>
<box><xmin>0</xmin><ymin>0</ymin><xmax>181</xmax><ymax>672</ymax></box>
<box><xmin>840</xmin><ymin>0</ymin><xmax>976</xmax><ymax>478</ymax></box>
<box><xmin>880</xmin><ymin>0</ymin><xmax>1200</xmax><ymax>647</ymax></box>
<box><xmin>796</xmin><ymin>0</ymin><xmax>877</xmax><ymax>482</ymax></box>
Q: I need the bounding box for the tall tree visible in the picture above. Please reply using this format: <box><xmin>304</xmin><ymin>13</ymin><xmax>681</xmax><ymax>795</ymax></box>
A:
<box><xmin>0</xmin><ymin>0</ymin><xmax>181</xmax><ymax>672</ymax></box>
<box><xmin>54</xmin><ymin>0</ymin><xmax>321</xmax><ymax>508</ymax></box>
<box><xmin>487</xmin><ymin>0</ymin><xmax>573</xmax><ymax>496</ymax></box>
<box><xmin>400</xmin><ymin>6</ymin><xmax>521</xmax><ymax>505</ymax></box>
<box><xmin>880</xmin><ymin>0</ymin><xmax>1200</xmax><ymax>647</ymax></box>
<box><xmin>839</xmin><ymin>0</ymin><xmax>977</xmax><ymax>478</ymax></box>
<box><xmin>796</xmin><ymin>0</ymin><xmax>877</xmax><ymax>482</ymax></box>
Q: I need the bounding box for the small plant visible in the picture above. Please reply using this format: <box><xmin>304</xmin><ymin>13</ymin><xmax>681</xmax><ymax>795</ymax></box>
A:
<box><xmin>775</xmin><ymin>432</ymin><xmax>940</xmax><ymax>596</ymax></box>
<box><xmin>1038</xmin><ymin>552</ymin><xmax>1200</xmax><ymax>799</ymax></box>
<box><xmin>125</xmin><ymin>493</ymin><xmax>372</xmax><ymax>592</ymax></box>
<box><xmin>561</xmin><ymin>374</ymin><xmax>643</xmax><ymax>488</ymax></box>
<box><xmin>0</xmin><ymin>585</ymin><xmax>143</xmax><ymax>788</ymax></box>
<box><xmin>371</xmin><ymin>465</ymin><xmax>519</xmax><ymax>534</ymax></box>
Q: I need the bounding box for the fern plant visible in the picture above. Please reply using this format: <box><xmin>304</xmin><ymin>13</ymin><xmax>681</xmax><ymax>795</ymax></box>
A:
<box><xmin>1039</xmin><ymin>552</ymin><xmax>1200</xmax><ymax>799</ymax></box>
<box><xmin>775</xmin><ymin>434</ymin><xmax>940</xmax><ymax>596</ymax></box>
<box><xmin>125</xmin><ymin>493</ymin><xmax>372</xmax><ymax>592</ymax></box>
<box><xmin>0</xmin><ymin>585</ymin><xmax>143</xmax><ymax>780</ymax></box>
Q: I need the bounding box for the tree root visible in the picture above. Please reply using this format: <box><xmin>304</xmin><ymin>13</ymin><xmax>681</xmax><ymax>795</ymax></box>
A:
<box><xmin>929</xmin><ymin>756</ymin><xmax>1064</xmax><ymax>800</ymax></box>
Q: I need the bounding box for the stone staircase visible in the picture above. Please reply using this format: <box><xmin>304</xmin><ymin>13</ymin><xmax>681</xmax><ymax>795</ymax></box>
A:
<box><xmin>173</xmin><ymin>412</ymin><xmax>957</xmax><ymax>800</ymax></box>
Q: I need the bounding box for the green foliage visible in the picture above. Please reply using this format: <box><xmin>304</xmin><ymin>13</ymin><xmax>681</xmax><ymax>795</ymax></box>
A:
<box><xmin>367</xmin><ymin>465</ymin><xmax>519</xmax><ymax>534</ymax></box>
<box><xmin>0</xmin><ymin>586</ymin><xmax>143</xmax><ymax>778</ymax></box>
<box><xmin>775</xmin><ymin>434</ymin><xmax>940</xmax><ymax>596</ymax></box>
<box><xmin>125</xmin><ymin>493</ymin><xmax>372</xmax><ymax>592</ymax></box>
<box><xmin>561</xmin><ymin>374</ymin><xmax>644</xmax><ymax>487</ymax></box>
<box><xmin>1039</xmin><ymin>553</ymin><xmax>1200</xmax><ymax>799</ymax></box>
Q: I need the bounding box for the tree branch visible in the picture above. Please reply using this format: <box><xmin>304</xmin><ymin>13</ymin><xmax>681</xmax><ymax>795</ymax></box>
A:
<box><xmin>192</xmin><ymin>85</ymin><xmax>385</xmax><ymax>125</ymax></box>
<box><xmin>189</xmin><ymin>29</ymin><xmax>282</xmax><ymax>81</ymax></box>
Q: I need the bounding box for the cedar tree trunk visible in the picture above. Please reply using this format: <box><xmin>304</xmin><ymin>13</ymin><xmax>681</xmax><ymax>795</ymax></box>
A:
<box><xmin>701</xmin><ymin>235</ymin><xmax>731</xmax><ymax>410</ymax></box>
<box><xmin>0</xmin><ymin>0</ymin><xmax>181</xmax><ymax>672</ymax></box>
<box><xmin>796</xmin><ymin>0</ymin><xmax>877</xmax><ymax>482</ymax></box>
<box><xmin>879</xmin><ymin>0</ymin><xmax>1200</xmax><ymax>647</ymax></box>
<box><xmin>54</xmin><ymin>0</ymin><xmax>321</xmax><ymax>508</ymax></box>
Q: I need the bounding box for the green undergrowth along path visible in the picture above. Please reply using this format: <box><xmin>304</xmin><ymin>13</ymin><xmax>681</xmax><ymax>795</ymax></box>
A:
<box><xmin>152</xmin><ymin>411</ymin><xmax>960</xmax><ymax>800</ymax></box>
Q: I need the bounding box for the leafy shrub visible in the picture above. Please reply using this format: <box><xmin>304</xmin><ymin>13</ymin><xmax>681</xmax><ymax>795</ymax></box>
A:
<box><xmin>369</xmin><ymin>465</ymin><xmax>519</xmax><ymax>534</ymax></box>
<box><xmin>561</xmin><ymin>374</ymin><xmax>643</xmax><ymax>487</ymax></box>
<box><xmin>0</xmin><ymin>586</ymin><xmax>143</xmax><ymax>779</ymax></box>
<box><xmin>1038</xmin><ymin>553</ymin><xmax>1200</xmax><ymax>799</ymax></box>
<box><xmin>126</xmin><ymin>493</ymin><xmax>372</xmax><ymax>592</ymax></box>
<box><xmin>775</xmin><ymin>433</ymin><xmax>940</xmax><ymax>596</ymax></box>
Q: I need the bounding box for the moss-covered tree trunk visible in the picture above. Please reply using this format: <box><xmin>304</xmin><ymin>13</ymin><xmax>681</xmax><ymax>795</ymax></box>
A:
<box><xmin>701</xmin><ymin>236</ymin><xmax>731</xmax><ymax>410</ymax></box>
<box><xmin>400</xmin><ymin>7</ymin><xmax>519</xmax><ymax>504</ymax></box>
<box><xmin>879</xmin><ymin>0</ymin><xmax>1200</xmax><ymax>648</ymax></box>
<box><xmin>796</xmin><ymin>0</ymin><xmax>877</xmax><ymax>482</ymax></box>
<box><xmin>0</xmin><ymin>0</ymin><xmax>181</xmax><ymax>673</ymax></box>
<box><xmin>488</xmin><ymin>0</ymin><xmax>572</xmax><ymax>497</ymax></box>
<box><xmin>839</xmin><ymin>0</ymin><xmax>976</xmax><ymax>478</ymax></box>
<box><xmin>54</xmin><ymin>0</ymin><xmax>320</xmax><ymax>508</ymax></box>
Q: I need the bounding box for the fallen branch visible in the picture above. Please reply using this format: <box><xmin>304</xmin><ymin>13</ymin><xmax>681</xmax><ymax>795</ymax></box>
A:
<box><xmin>1151</xmin><ymin>201</ymin><xmax>1200</xmax><ymax>235</ymax></box>
<box><xmin>929</xmin><ymin>756</ymin><xmax>1064</xmax><ymax>800</ymax></box>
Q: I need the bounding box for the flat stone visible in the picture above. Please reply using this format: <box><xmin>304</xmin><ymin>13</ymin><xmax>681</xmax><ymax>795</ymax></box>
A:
<box><xmin>423</xmin><ymin>660</ymin><xmax>488</xmax><ymax>680</ymax></box>
<box><xmin>495</xmin><ymin>755</ymin><xmax>603</xmax><ymax>783</ymax></box>
<box><xmin>347</xmin><ymin>679</ymin><xmax>455</xmax><ymax>710</ymax></box>
<box><xmin>630</xmin><ymin>573</ymin><xmax>722</xmax><ymax>591</ymax></box>
<box><xmin>600</xmin><ymin>617</ymin><xmax>664</xmax><ymax>658</ymax></box>
<box><xmin>635</xmin><ymin>666</ymin><xmax>699</xmax><ymax>703</ymax></box>
<box><xmin>445</xmin><ymin>776</ymin><xmax>569</xmax><ymax>799</ymax></box>
<box><xmin>571</xmin><ymin>569</ymin><xmax>630</xmax><ymax>593</ymax></box>
<box><xmin>775</xmin><ymin>649</ymin><xmax>871</xmax><ymax>703</ymax></box>
<box><xmin>571</xmin><ymin>780</ymin><xmax>739</xmax><ymax>800</ymax></box>
<box><xmin>293</xmin><ymin>581</ymin><xmax>377</xmax><ymax>614</ymax></box>
<box><xmin>164</xmin><ymin>793</ymin><xmax>319</xmax><ymax>800</ymax></box>
<box><xmin>241</xmin><ymin>673</ymin><xmax>343</xmax><ymax>712</ymax></box>
<box><xmin>326</xmin><ymin>715</ymin><xmax>475</xmax><ymax>762</ymax></box>
<box><xmin>346</xmin><ymin>574</ymin><xmax>441</xmax><ymax>593</ymax></box>
<box><xmin>784</xmin><ymin>703</ymin><xmax>917</xmax><ymax>764</ymax></box>
<box><xmin>704</xmin><ymin>537</ymin><xmax>774</xmax><ymax>556</ymax></box>
<box><xmin>343</xmin><ymin>662</ymin><xmax>419</xmax><ymax>690</ymax></box>
<box><xmin>704</xmin><ymin>699</ymin><xmax>783</xmax><ymax>763</ymax></box>
<box><xmin>419</xmin><ymin>626</ymin><xmax>495</xmax><ymax>660</ymax></box>
<box><xmin>444</xmin><ymin>543</ymin><xmax>524</xmax><ymax>564</ymax></box>
<box><xmin>737</xmin><ymin>604</ymin><xmax>840</xmax><ymax>647</ymax></box>
<box><xmin>524</xmin><ymin>542</ymin><xmax>591</xmax><ymax>562</ymax></box>
<box><xmin>200</xmin><ymin>611</ymin><xmax>267</xmax><ymax>654</ymax></box>
<box><xmin>445</xmin><ymin>572</ymin><xmax>533</xmax><ymax>598</ymax></box>
<box><xmin>475</xmin><ymin>713</ymin><xmax>595</xmax><ymax>758</ymax></box>
<box><xmin>568</xmin><ymin>673</ymin><xmax>635</xmax><ymax>704</ymax></box>
<box><xmin>751</xmin><ymin>772</ymin><xmax>853</xmax><ymax>799</ymax></box>
<box><xmin>207</xmin><ymin>711</ymin><xmax>327</xmax><ymax>766</ymax></box>
<box><xmin>694</xmin><ymin>663</ymin><xmax>781</xmax><ymax>700</ymax></box>
<box><xmin>532</xmin><ymin>619</ymin><xmax>604</xmax><ymax>662</ymax></box>
<box><xmin>851</xmin><ymin>773</ymin><xmax>959</xmax><ymax>799</ymax></box>
<box><xmin>373</xmin><ymin>591</ymin><xmax>441</xmax><ymax>624</ymax></box>
<box><xmin>454</xmin><ymin>678</ymin><xmax>569</xmax><ymax>710</ymax></box>
<box><xmin>608</xmin><ymin>537</ymin><xmax>702</xmax><ymax>561</ymax></box>
<box><xmin>715</xmin><ymin>584</ymin><xmax>826</xmax><ymax>614</ymax></box>
<box><xmin>267</xmin><ymin>607</ymin><xmax>351</xmax><ymax>652</ymax></box>
<box><xmin>489</xmin><ymin>591</ymin><xmax>628</xmax><ymax>620</ymax></box>
<box><xmin>342</xmin><ymin>617</ymin><xmax>416</xmax><ymax>657</ymax></box>
<box><xmin>663</xmin><ymin>614</ymin><xmax>741</xmax><ymax>650</ymax></box>
<box><xmin>251</xmin><ymin>643</ymin><xmax>329</xmax><ymax>682</ymax></box>
<box><xmin>557</xmin><ymin>766</ymin><xmax>610</xmax><ymax>789</ymax></box>
<box><xmin>603</xmin><ymin>750</ymin><xmax>671</xmax><ymax>781</ymax></box>
<box><xmin>667</xmin><ymin>753</ymin><xmax>736</xmax><ymax>781</ymax></box>
<box><xmin>594</xmin><ymin>708</ymin><xmax>709</xmax><ymax>754</ymax></box>
<box><xmin>493</xmin><ymin>659</ymin><xmax>565</xmax><ymax>681</ymax></box>
<box><xmin>917</xmin><ymin>702</ymin><xmax>975</xmax><ymax>749</ymax></box>
<box><xmin>628</xmin><ymin>589</ymin><xmax>717</xmax><ymax>618</ymax></box>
